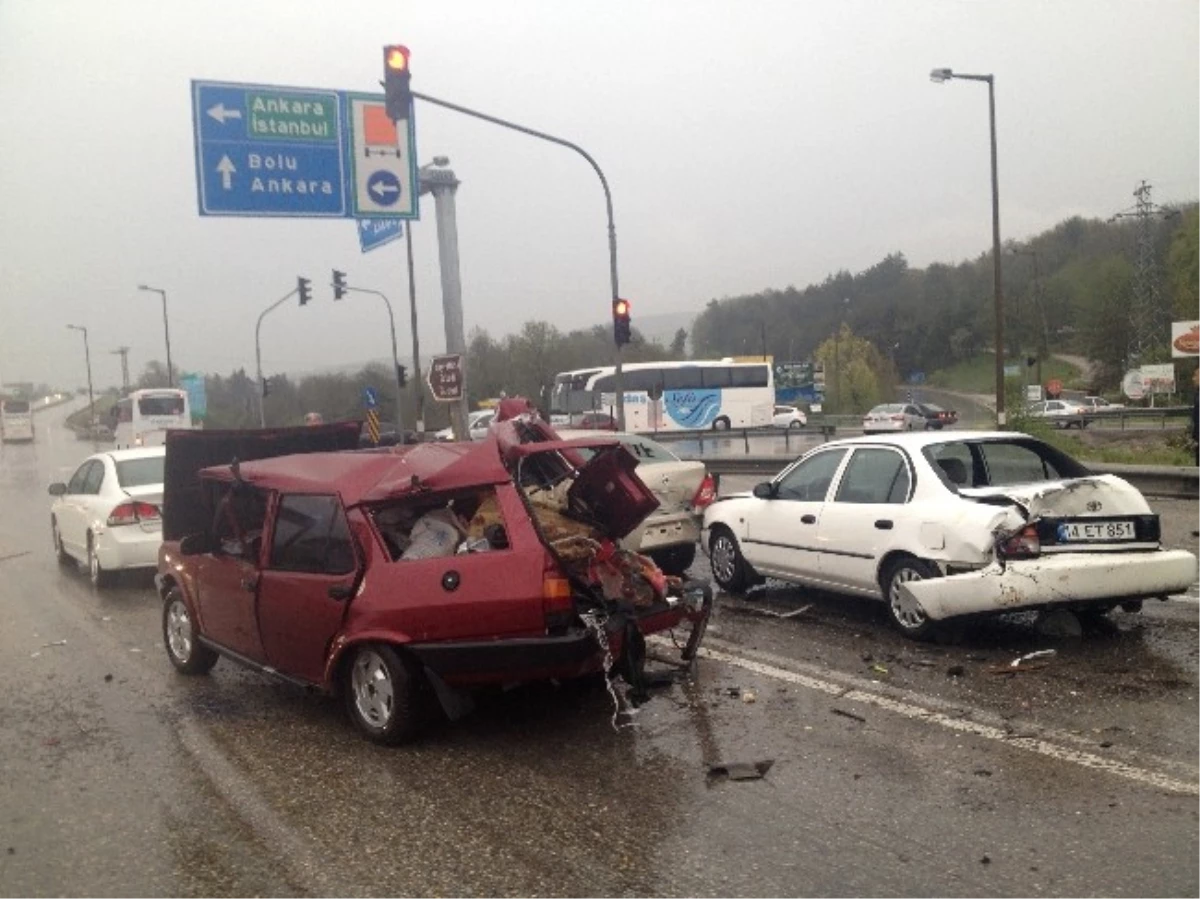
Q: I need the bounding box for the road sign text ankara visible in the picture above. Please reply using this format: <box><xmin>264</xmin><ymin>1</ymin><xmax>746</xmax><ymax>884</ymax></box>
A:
<box><xmin>428</xmin><ymin>354</ymin><xmax>464</xmax><ymax>402</ymax></box>
<box><xmin>192</xmin><ymin>80</ymin><xmax>418</xmax><ymax>221</ymax></box>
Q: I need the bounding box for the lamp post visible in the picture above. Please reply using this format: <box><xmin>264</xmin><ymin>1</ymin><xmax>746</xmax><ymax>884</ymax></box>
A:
<box><xmin>1010</xmin><ymin>246</ymin><xmax>1049</xmax><ymax>390</ymax></box>
<box><xmin>411</xmin><ymin>91</ymin><xmax>625</xmax><ymax>429</ymax></box>
<box><xmin>66</xmin><ymin>324</ymin><xmax>94</xmax><ymax>425</ymax></box>
<box><xmin>930</xmin><ymin>67</ymin><xmax>1006</xmax><ymax>425</ymax></box>
<box><xmin>137</xmin><ymin>285</ymin><xmax>173</xmax><ymax>388</ymax></box>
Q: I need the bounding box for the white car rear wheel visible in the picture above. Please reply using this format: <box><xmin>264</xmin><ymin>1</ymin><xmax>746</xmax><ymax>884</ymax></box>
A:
<box><xmin>883</xmin><ymin>557</ymin><xmax>940</xmax><ymax>640</ymax></box>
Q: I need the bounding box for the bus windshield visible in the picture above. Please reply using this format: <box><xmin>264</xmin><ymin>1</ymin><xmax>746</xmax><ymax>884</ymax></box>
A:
<box><xmin>138</xmin><ymin>394</ymin><xmax>186</xmax><ymax>416</ymax></box>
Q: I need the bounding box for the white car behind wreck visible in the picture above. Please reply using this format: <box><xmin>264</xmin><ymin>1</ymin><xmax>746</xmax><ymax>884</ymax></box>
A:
<box><xmin>701</xmin><ymin>431</ymin><xmax>1197</xmax><ymax>639</ymax></box>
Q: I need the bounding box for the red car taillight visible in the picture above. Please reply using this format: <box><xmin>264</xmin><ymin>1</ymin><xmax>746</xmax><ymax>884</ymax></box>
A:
<box><xmin>692</xmin><ymin>473</ymin><xmax>717</xmax><ymax>508</ymax></box>
<box><xmin>891</xmin><ymin>414</ymin><xmax>905</xmax><ymax>422</ymax></box>
<box><xmin>542</xmin><ymin>559</ymin><xmax>575</xmax><ymax>630</ymax></box>
<box><xmin>997</xmin><ymin>524</ymin><xmax>1040</xmax><ymax>559</ymax></box>
<box><xmin>107</xmin><ymin>501</ymin><xmax>160</xmax><ymax>527</ymax></box>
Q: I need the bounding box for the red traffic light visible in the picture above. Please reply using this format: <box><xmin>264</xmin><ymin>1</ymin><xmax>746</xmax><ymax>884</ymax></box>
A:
<box><xmin>613</xmin><ymin>299</ymin><xmax>631</xmax><ymax>317</ymax></box>
<box><xmin>385</xmin><ymin>45</ymin><xmax>410</xmax><ymax>71</ymax></box>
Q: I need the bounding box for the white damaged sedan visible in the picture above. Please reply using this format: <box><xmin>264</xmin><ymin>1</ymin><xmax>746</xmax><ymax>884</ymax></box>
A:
<box><xmin>701</xmin><ymin>431</ymin><xmax>1197</xmax><ymax>639</ymax></box>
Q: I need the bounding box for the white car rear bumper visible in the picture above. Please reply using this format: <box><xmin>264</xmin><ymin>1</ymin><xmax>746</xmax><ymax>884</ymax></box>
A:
<box><xmin>627</xmin><ymin>512</ymin><xmax>701</xmax><ymax>553</ymax></box>
<box><xmin>94</xmin><ymin>523</ymin><xmax>162</xmax><ymax>571</ymax></box>
<box><xmin>902</xmin><ymin>549</ymin><xmax>1198</xmax><ymax>620</ymax></box>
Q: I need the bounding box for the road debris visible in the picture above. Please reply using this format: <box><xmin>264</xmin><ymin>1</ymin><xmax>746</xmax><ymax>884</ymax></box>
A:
<box><xmin>1010</xmin><ymin>649</ymin><xmax>1057</xmax><ymax>668</ymax></box>
<box><xmin>41</xmin><ymin>639</ymin><xmax>67</xmax><ymax>648</ymax></box>
<box><xmin>869</xmin><ymin>663</ymin><xmax>889</xmax><ymax>676</ymax></box>
<box><xmin>742</xmin><ymin>690</ymin><xmax>757</xmax><ymax>704</ymax></box>
<box><xmin>104</xmin><ymin>674</ymin><xmax>113</xmax><ymax>683</ymax></box>
<box><xmin>728</xmin><ymin>601</ymin><xmax>812</xmax><ymax>620</ymax></box>
<box><xmin>947</xmin><ymin>665</ymin><xmax>966</xmax><ymax>678</ymax></box>
<box><xmin>707</xmin><ymin>759</ymin><xmax>774</xmax><ymax>782</ymax></box>
<box><xmin>831</xmin><ymin>708</ymin><xmax>867</xmax><ymax>723</ymax></box>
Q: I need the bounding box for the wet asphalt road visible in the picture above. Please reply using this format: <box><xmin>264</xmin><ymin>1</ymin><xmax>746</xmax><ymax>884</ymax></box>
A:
<box><xmin>1</xmin><ymin>406</ymin><xmax>1197</xmax><ymax>897</ymax></box>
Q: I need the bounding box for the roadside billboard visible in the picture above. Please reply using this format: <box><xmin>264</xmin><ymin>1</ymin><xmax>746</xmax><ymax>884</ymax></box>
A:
<box><xmin>1171</xmin><ymin>321</ymin><xmax>1199</xmax><ymax>358</ymax></box>
<box><xmin>1140</xmin><ymin>363</ymin><xmax>1176</xmax><ymax>394</ymax></box>
<box><xmin>774</xmin><ymin>361</ymin><xmax>826</xmax><ymax>405</ymax></box>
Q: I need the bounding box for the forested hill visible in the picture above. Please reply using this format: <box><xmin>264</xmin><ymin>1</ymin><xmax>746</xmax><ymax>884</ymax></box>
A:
<box><xmin>690</xmin><ymin>206</ymin><xmax>1198</xmax><ymax>389</ymax></box>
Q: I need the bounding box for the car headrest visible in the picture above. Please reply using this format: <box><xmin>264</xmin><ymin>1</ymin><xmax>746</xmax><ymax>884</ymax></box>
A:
<box><xmin>936</xmin><ymin>457</ymin><xmax>969</xmax><ymax>486</ymax></box>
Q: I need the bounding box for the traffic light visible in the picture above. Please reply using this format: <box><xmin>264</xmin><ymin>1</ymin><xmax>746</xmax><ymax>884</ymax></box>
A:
<box><xmin>613</xmin><ymin>298</ymin><xmax>632</xmax><ymax>347</ymax></box>
<box><xmin>298</xmin><ymin>276</ymin><xmax>312</xmax><ymax>306</ymax></box>
<box><xmin>396</xmin><ymin>363</ymin><xmax>407</xmax><ymax>388</ymax></box>
<box><xmin>262</xmin><ymin>376</ymin><xmax>271</xmax><ymax>398</ymax></box>
<box><xmin>1026</xmin><ymin>356</ymin><xmax>1037</xmax><ymax>368</ymax></box>
<box><xmin>332</xmin><ymin>270</ymin><xmax>347</xmax><ymax>300</ymax></box>
<box><xmin>383</xmin><ymin>45</ymin><xmax>412</xmax><ymax>121</ymax></box>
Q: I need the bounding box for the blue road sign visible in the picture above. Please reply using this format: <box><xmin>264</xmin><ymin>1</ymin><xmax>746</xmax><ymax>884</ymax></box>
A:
<box><xmin>357</xmin><ymin>218</ymin><xmax>404</xmax><ymax>253</ymax></box>
<box><xmin>193</xmin><ymin>81</ymin><xmax>348</xmax><ymax>217</ymax></box>
<box><xmin>366</xmin><ymin>170</ymin><xmax>402</xmax><ymax>206</ymax></box>
<box><xmin>363</xmin><ymin>386</ymin><xmax>379</xmax><ymax>408</ymax></box>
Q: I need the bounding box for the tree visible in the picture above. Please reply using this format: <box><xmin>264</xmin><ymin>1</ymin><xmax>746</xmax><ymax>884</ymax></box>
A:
<box><xmin>812</xmin><ymin>325</ymin><xmax>891</xmax><ymax>414</ymax></box>
<box><xmin>669</xmin><ymin>328</ymin><xmax>688</xmax><ymax>358</ymax></box>
<box><xmin>1167</xmin><ymin>207</ymin><xmax>1199</xmax><ymax>321</ymax></box>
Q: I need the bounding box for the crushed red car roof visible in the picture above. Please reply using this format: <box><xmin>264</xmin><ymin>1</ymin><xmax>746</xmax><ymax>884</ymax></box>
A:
<box><xmin>201</xmin><ymin>438</ymin><xmax>515</xmax><ymax>505</ymax></box>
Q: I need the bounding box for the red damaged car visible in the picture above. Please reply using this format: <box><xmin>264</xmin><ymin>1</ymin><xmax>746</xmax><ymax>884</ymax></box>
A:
<box><xmin>155</xmin><ymin>413</ymin><xmax>711</xmax><ymax>743</ymax></box>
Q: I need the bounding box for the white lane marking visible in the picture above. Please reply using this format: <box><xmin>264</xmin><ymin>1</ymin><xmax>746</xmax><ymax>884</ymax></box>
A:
<box><xmin>655</xmin><ymin>638</ymin><xmax>1199</xmax><ymax>796</ymax></box>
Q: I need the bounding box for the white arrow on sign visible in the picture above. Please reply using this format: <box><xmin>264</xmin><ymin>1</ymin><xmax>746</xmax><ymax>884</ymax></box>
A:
<box><xmin>216</xmin><ymin>155</ymin><xmax>236</xmax><ymax>189</ymax></box>
<box><xmin>207</xmin><ymin>102</ymin><xmax>243</xmax><ymax>124</ymax></box>
<box><xmin>370</xmin><ymin>181</ymin><xmax>400</xmax><ymax>201</ymax></box>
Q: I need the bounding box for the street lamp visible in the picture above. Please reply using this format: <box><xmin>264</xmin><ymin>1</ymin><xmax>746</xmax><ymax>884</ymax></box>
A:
<box><xmin>930</xmin><ymin>67</ymin><xmax>1006</xmax><ymax>425</ymax></box>
<box><xmin>66</xmin><ymin>324</ymin><xmax>95</xmax><ymax>426</ymax></box>
<box><xmin>137</xmin><ymin>284</ymin><xmax>174</xmax><ymax>388</ymax></box>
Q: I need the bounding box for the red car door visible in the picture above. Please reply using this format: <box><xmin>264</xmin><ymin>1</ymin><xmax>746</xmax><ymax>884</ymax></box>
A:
<box><xmin>194</xmin><ymin>484</ymin><xmax>272</xmax><ymax>661</ymax></box>
<box><xmin>194</xmin><ymin>553</ymin><xmax>267</xmax><ymax>661</ymax></box>
<box><xmin>256</xmin><ymin>494</ymin><xmax>358</xmax><ymax>684</ymax></box>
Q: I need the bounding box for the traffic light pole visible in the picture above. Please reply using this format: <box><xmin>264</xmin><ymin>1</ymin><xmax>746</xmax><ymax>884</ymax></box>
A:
<box><xmin>411</xmin><ymin>90</ymin><xmax>625</xmax><ymax>429</ymax></box>
<box><xmin>341</xmin><ymin>285</ymin><xmax>406</xmax><ymax>436</ymax></box>
<box><xmin>405</xmin><ymin>224</ymin><xmax>425</xmax><ymax>434</ymax></box>
<box><xmin>254</xmin><ymin>287</ymin><xmax>299</xmax><ymax>427</ymax></box>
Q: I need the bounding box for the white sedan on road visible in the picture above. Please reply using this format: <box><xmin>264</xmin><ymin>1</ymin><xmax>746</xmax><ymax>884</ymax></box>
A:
<box><xmin>1027</xmin><ymin>399</ymin><xmax>1090</xmax><ymax>428</ymax></box>
<box><xmin>771</xmin><ymin>405</ymin><xmax>808</xmax><ymax>429</ymax></box>
<box><xmin>49</xmin><ymin>447</ymin><xmax>165</xmax><ymax>587</ymax></box>
<box><xmin>862</xmin><ymin>403</ymin><xmax>925</xmax><ymax>434</ymax></box>
<box><xmin>701</xmin><ymin>431</ymin><xmax>1196</xmax><ymax>639</ymax></box>
<box><xmin>434</xmin><ymin>409</ymin><xmax>495</xmax><ymax>442</ymax></box>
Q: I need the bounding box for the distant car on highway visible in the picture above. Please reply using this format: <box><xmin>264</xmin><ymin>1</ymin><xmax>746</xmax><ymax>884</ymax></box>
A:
<box><xmin>49</xmin><ymin>447</ymin><xmax>165</xmax><ymax>588</ymax></box>
<box><xmin>1080</xmin><ymin>396</ymin><xmax>1124</xmax><ymax>412</ymax></box>
<box><xmin>771</xmin><ymin>405</ymin><xmax>808</xmax><ymax>429</ymax></box>
<box><xmin>701</xmin><ymin>431</ymin><xmax>1197</xmax><ymax>639</ymax></box>
<box><xmin>1027</xmin><ymin>399</ymin><xmax>1089</xmax><ymax>429</ymax></box>
<box><xmin>915</xmin><ymin>402</ymin><xmax>958</xmax><ymax>430</ymax></box>
<box><xmin>434</xmin><ymin>409</ymin><xmax>495</xmax><ymax>442</ymax></box>
<box><xmin>862</xmin><ymin>403</ymin><xmax>924</xmax><ymax>434</ymax></box>
<box><xmin>576</xmin><ymin>412</ymin><xmax>618</xmax><ymax>431</ymax></box>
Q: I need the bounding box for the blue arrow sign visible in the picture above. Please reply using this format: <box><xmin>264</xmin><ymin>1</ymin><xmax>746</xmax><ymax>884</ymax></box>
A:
<box><xmin>366</xmin><ymin>170</ymin><xmax>402</xmax><ymax>206</ymax></box>
<box><xmin>357</xmin><ymin>218</ymin><xmax>404</xmax><ymax>253</ymax></box>
<box><xmin>363</xmin><ymin>386</ymin><xmax>379</xmax><ymax>408</ymax></box>
<box><xmin>193</xmin><ymin>81</ymin><xmax>348</xmax><ymax>217</ymax></box>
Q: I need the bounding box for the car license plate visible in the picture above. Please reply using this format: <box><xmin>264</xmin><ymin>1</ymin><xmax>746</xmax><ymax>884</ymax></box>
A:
<box><xmin>1057</xmin><ymin>520</ymin><xmax>1136</xmax><ymax>542</ymax></box>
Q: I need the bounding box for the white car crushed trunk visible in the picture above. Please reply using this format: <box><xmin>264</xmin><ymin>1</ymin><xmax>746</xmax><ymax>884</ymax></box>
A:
<box><xmin>898</xmin><ymin>474</ymin><xmax>1197</xmax><ymax>621</ymax></box>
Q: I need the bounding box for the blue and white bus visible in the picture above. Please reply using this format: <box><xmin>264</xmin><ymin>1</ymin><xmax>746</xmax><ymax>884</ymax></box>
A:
<box><xmin>550</xmin><ymin>360</ymin><xmax>774</xmax><ymax>431</ymax></box>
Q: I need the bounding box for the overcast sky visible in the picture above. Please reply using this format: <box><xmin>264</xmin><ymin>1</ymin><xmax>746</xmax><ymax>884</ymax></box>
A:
<box><xmin>1</xmin><ymin>0</ymin><xmax>1196</xmax><ymax>390</ymax></box>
